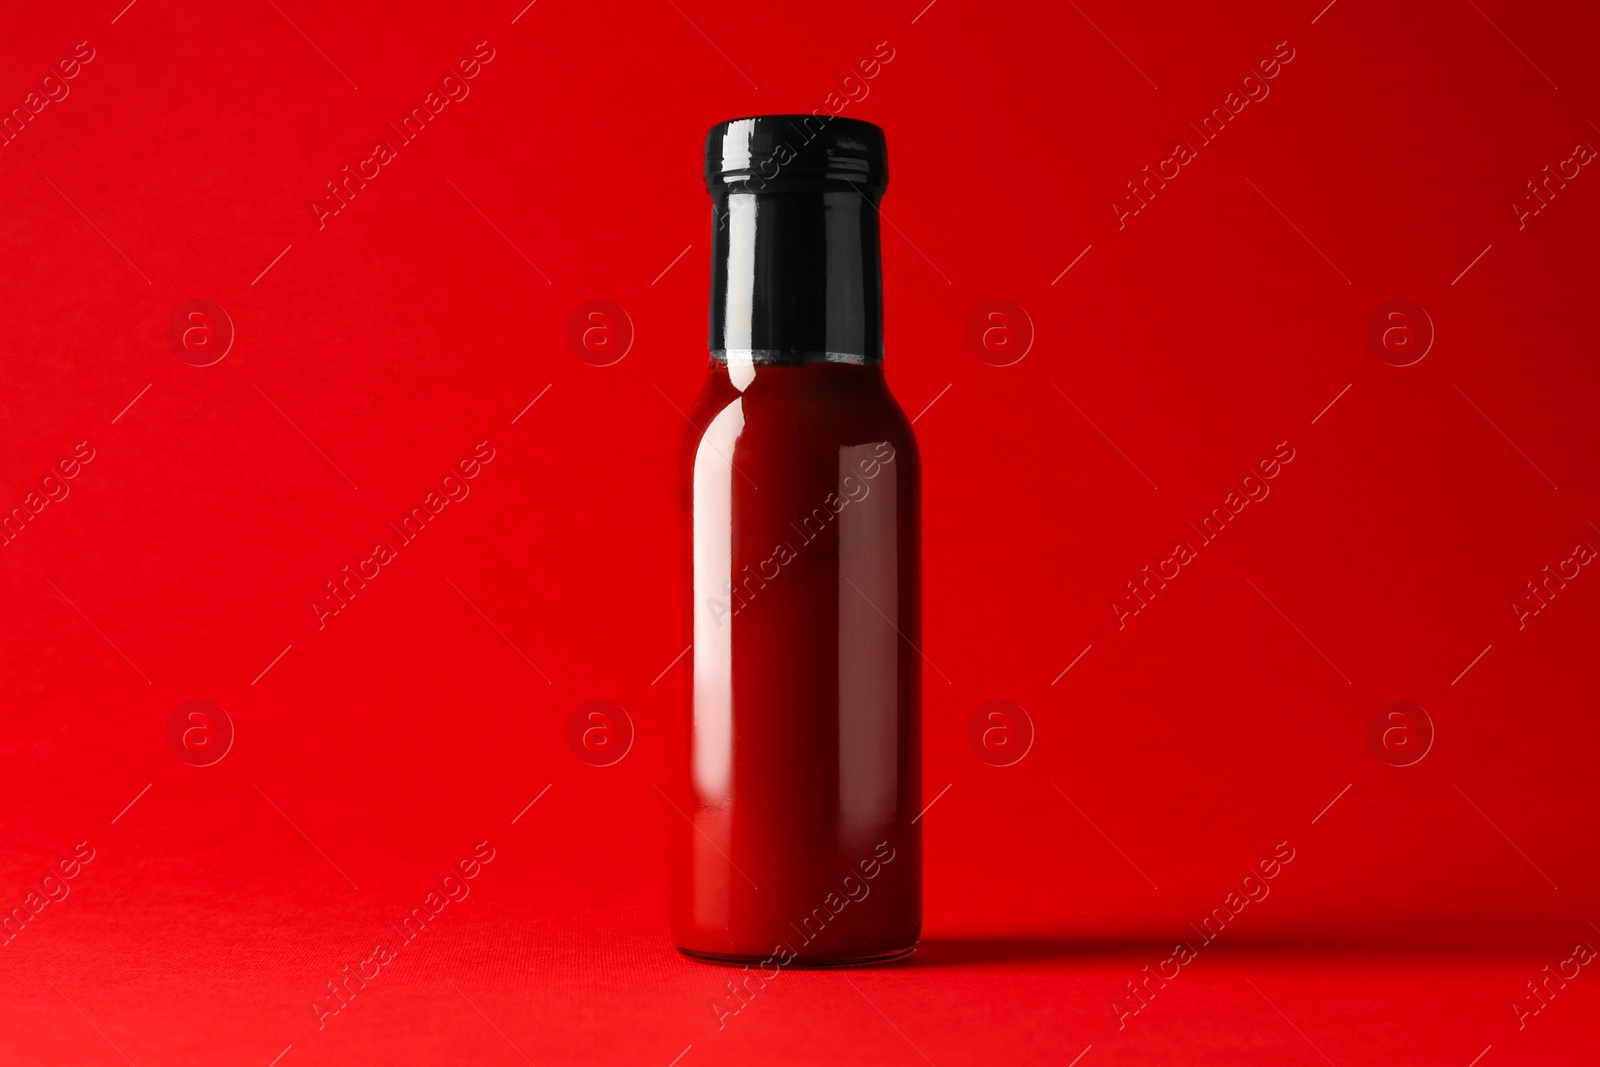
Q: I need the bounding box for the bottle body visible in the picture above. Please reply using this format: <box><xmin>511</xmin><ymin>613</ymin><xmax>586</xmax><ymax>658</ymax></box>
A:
<box><xmin>672</xmin><ymin>359</ymin><xmax>921</xmax><ymax>964</ymax></box>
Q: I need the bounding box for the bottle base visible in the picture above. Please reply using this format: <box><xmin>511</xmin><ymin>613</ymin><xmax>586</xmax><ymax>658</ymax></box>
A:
<box><xmin>676</xmin><ymin>944</ymin><xmax>917</xmax><ymax>969</ymax></box>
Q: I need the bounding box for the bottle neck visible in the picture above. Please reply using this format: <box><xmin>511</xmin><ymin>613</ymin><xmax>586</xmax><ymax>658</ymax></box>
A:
<box><xmin>708</xmin><ymin>184</ymin><xmax>884</xmax><ymax>365</ymax></box>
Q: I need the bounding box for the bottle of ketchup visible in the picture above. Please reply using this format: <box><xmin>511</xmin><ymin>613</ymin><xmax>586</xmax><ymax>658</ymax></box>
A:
<box><xmin>672</xmin><ymin>116</ymin><xmax>920</xmax><ymax>966</ymax></box>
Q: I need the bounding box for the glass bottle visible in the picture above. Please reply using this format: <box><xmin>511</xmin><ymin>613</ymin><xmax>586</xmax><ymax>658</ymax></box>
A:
<box><xmin>671</xmin><ymin>115</ymin><xmax>921</xmax><ymax>966</ymax></box>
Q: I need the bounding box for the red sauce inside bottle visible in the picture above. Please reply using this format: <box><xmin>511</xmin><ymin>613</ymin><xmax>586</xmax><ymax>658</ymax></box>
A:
<box><xmin>673</xmin><ymin>359</ymin><xmax>920</xmax><ymax>965</ymax></box>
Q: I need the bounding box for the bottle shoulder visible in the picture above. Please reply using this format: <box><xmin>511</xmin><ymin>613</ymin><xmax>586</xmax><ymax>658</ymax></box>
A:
<box><xmin>685</xmin><ymin>364</ymin><xmax>917</xmax><ymax>454</ymax></box>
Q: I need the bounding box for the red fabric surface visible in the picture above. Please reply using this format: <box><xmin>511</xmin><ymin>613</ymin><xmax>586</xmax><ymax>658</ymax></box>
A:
<box><xmin>3</xmin><ymin>0</ymin><xmax>1599</xmax><ymax>1062</ymax></box>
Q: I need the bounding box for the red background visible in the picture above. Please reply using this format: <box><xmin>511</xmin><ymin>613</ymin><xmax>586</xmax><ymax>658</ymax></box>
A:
<box><xmin>2</xmin><ymin>0</ymin><xmax>1598</xmax><ymax>1063</ymax></box>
